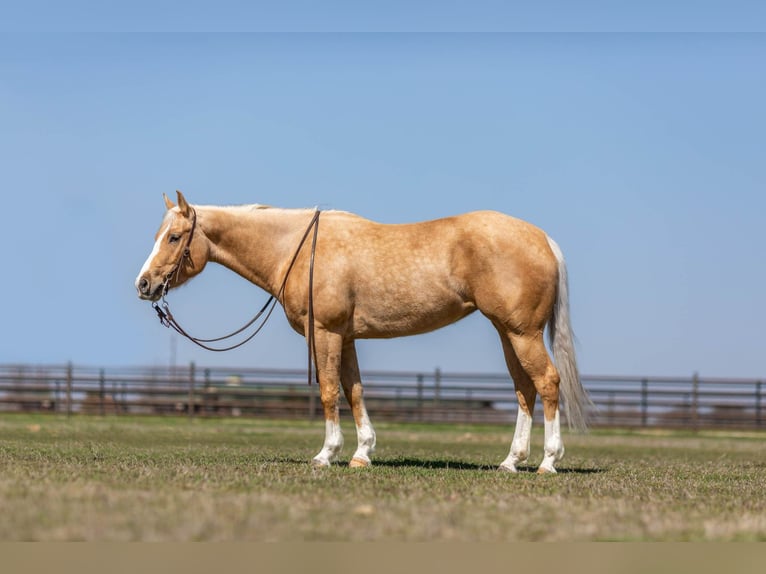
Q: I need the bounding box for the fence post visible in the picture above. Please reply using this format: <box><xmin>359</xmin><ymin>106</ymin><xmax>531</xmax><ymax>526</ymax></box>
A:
<box><xmin>203</xmin><ymin>368</ymin><xmax>211</xmax><ymax>414</ymax></box>
<box><xmin>641</xmin><ymin>378</ymin><xmax>648</xmax><ymax>427</ymax></box>
<box><xmin>756</xmin><ymin>381</ymin><xmax>762</xmax><ymax>428</ymax></box>
<box><xmin>99</xmin><ymin>368</ymin><xmax>105</xmax><ymax>417</ymax></box>
<box><xmin>692</xmin><ymin>372</ymin><xmax>700</xmax><ymax>431</ymax></box>
<box><xmin>466</xmin><ymin>388</ymin><xmax>472</xmax><ymax>423</ymax></box>
<box><xmin>434</xmin><ymin>368</ymin><xmax>441</xmax><ymax>406</ymax></box>
<box><xmin>66</xmin><ymin>362</ymin><xmax>73</xmax><ymax>418</ymax></box>
<box><xmin>417</xmin><ymin>374</ymin><xmax>424</xmax><ymax>421</ymax></box>
<box><xmin>188</xmin><ymin>362</ymin><xmax>196</xmax><ymax>419</ymax></box>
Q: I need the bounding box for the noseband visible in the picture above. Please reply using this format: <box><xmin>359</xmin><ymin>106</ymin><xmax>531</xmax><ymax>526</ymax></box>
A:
<box><xmin>152</xmin><ymin>208</ymin><xmax>321</xmax><ymax>385</ymax></box>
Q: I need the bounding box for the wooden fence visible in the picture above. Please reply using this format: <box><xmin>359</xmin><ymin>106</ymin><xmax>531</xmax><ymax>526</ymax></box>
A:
<box><xmin>0</xmin><ymin>363</ymin><xmax>763</xmax><ymax>429</ymax></box>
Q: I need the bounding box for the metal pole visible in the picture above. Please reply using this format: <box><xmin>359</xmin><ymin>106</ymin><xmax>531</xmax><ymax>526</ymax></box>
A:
<box><xmin>467</xmin><ymin>388</ymin><xmax>472</xmax><ymax>423</ymax></box>
<box><xmin>204</xmin><ymin>368</ymin><xmax>211</xmax><ymax>415</ymax></box>
<box><xmin>417</xmin><ymin>374</ymin><xmax>424</xmax><ymax>421</ymax></box>
<box><xmin>99</xmin><ymin>368</ymin><xmax>105</xmax><ymax>417</ymax></box>
<box><xmin>641</xmin><ymin>378</ymin><xmax>648</xmax><ymax>427</ymax></box>
<box><xmin>66</xmin><ymin>362</ymin><xmax>73</xmax><ymax>418</ymax></box>
<box><xmin>692</xmin><ymin>372</ymin><xmax>700</xmax><ymax>431</ymax></box>
<box><xmin>188</xmin><ymin>362</ymin><xmax>196</xmax><ymax>419</ymax></box>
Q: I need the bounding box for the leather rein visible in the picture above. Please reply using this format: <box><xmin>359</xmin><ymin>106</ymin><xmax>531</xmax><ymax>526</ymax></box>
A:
<box><xmin>152</xmin><ymin>208</ymin><xmax>321</xmax><ymax>385</ymax></box>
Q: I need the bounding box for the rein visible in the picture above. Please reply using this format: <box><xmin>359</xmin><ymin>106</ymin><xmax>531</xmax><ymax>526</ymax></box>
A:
<box><xmin>152</xmin><ymin>208</ymin><xmax>321</xmax><ymax>385</ymax></box>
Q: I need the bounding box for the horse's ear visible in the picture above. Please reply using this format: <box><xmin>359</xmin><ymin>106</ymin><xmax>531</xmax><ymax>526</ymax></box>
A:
<box><xmin>163</xmin><ymin>193</ymin><xmax>175</xmax><ymax>210</ymax></box>
<box><xmin>176</xmin><ymin>190</ymin><xmax>191</xmax><ymax>217</ymax></box>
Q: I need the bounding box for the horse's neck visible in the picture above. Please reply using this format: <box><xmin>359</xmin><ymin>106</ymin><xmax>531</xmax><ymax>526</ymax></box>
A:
<box><xmin>197</xmin><ymin>205</ymin><xmax>313</xmax><ymax>295</ymax></box>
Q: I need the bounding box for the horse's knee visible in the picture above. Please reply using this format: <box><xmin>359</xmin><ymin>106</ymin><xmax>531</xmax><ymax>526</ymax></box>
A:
<box><xmin>534</xmin><ymin>366</ymin><xmax>561</xmax><ymax>418</ymax></box>
<box><xmin>320</xmin><ymin>389</ymin><xmax>340</xmax><ymax>407</ymax></box>
<box><xmin>319</xmin><ymin>383</ymin><xmax>341</xmax><ymax>413</ymax></box>
<box><xmin>536</xmin><ymin>364</ymin><xmax>560</xmax><ymax>394</ymax></box>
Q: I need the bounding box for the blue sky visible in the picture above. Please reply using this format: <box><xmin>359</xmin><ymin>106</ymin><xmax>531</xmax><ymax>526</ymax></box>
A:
<box><xmin>3</xmin><ymin>2</ymin><xmax>766</xmax><ymax>32</ymax></box>
<box><xmin>1</xmin><ymin>30</ymin><xmax>764</xmax><ymax>378</ymax></box>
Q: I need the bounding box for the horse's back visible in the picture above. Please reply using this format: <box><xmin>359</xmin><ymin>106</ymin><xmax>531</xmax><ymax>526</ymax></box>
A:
<box><xmin>323</xmin><ymin>209</ymin><xmax>556</xmax><ymax>282</ymax></box>
<box><xmin>318</xmin><ymin>209</ymin><xmax>558</xmax><ymax>338</ymax></box>
<box><xmin>327</xmin><ymin>209</ymin><xmax>548</xmax><ymax>248</ymax></box>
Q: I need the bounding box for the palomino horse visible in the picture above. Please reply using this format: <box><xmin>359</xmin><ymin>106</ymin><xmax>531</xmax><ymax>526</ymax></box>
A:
<box><xmin>136</xmin><ymin>191</ymin><xmax>590</xmax><ymax>473</ymax></box>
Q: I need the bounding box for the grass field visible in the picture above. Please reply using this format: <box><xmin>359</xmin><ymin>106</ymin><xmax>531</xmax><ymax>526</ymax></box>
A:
<box><xmin>1</xmin><ymin>413</ymin><xmax>765</xmax><ymax>541</ymax></box>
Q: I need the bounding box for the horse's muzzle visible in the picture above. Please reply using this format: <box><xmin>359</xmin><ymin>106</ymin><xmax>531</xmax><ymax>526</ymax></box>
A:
<box><xmin>136</xmin><ymin>275</ymin><xmax>162</xmax><ymax>301</ymax></box>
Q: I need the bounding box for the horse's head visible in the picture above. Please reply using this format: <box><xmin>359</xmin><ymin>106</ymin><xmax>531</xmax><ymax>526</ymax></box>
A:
<box><xmin>135</xmin><ymin>190</ymin><xmax>208</xmax><ymax>301</ymax></box>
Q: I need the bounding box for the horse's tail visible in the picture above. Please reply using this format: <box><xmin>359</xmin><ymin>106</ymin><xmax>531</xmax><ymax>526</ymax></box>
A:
<box><xmin>545</xmin><ymin>235</ymin><xmax>592</xmax><ymax>431</ymax></box>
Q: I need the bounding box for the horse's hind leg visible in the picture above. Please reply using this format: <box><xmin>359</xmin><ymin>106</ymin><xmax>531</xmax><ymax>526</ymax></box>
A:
<box><xmin>340</xmin><ymin>340</ymin><xmax>376</xmax><ymax>468</ymax></box>
<box><xmin>509</xmin><ymin>332</ymin><xmax>565</xmax><ymax>473</ymax></box>
<box><xmin>496</xmin><ymin>328</ymin><xmax>537</xmax><ymax>473</ymax></box>
<box><xmin>494</xmin><ymin>327</ymin><xmax>565</xmax><ymax>473</ymax></box>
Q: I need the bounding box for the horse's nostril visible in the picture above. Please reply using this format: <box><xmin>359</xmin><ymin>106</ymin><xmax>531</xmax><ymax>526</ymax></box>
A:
<box><xmin>138</xmin><ymin>277</ymin><xmax>149</xmax><ymax>294</ymax></box>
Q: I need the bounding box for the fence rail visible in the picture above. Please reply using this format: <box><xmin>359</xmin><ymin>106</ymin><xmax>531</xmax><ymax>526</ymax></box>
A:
<box><xmin>0</xmin><ymin>363</ymin><xmax>763</xmax><ymax>429</ymax></box>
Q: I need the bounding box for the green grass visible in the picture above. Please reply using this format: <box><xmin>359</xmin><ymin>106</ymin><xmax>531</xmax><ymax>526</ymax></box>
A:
<box><xmin>1</xmin><ymin>413</ymin><xmax>765</xmax><ymax>541</ymax></box>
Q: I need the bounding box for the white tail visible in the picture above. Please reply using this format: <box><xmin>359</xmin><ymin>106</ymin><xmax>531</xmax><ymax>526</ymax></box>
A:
<box><xmin>546</xmin><ymin>236</ymin><xmax>592</xmax><ymax>431</ymax></box>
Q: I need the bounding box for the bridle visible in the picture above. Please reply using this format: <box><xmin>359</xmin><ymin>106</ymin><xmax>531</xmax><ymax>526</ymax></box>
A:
<box><xmin>162</xmin><ymin>207</ymin><xmax>198</xmax><ymax>298</ymax></box>
<box><xmin>151</xmin><ymin>208</ymin><xmax>321</xmax><ymax>385</ymax></box>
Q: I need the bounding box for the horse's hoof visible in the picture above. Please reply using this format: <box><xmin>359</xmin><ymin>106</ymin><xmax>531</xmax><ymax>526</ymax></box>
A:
<box><xmin>498</xmin><ymin>464</ymin><xmax>518</xmax><ymax>473</ymax></box>
<box><xmin>537</xmin><ymin>465</ymin><xmax>557</xmax><ymax>474</ymax></box>
<box><xmin>349</xmin><ymin>457</ymin><xmax>371</xmax><ymax>468</ymax></box>
<box><xmin>312</xmin><ymin>458</ymin><xmax>331</xmax><ymax>468</ymax></box>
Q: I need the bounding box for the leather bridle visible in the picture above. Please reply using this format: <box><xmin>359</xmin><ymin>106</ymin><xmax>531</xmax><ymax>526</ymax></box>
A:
<box><xmin>151</xmin><ymin>208</ymin><xmax>321</xmax><ymax>385</ymax></box>
<box><xmin>162</xmin><ymin>207</ymin><xmax>198</xmax><ymax>298</ymax></box>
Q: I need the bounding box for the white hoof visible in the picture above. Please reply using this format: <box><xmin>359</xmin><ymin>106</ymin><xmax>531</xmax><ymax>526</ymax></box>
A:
<box><xmin>312</xmin><ymin>456</ymin><xmax>331</xmax><ymax>468</ymax></box>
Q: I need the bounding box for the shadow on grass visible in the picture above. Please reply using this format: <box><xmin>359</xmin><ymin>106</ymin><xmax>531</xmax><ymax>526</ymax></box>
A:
<box><xmin>375</xmin><ymin>458</ymin><xmax>489</xmax><ymax>471</ymax></box>
<box><xmin>261</xmin><ymin>457</ymin><xmax>488</xmax><ymax>470</ymax></box>
<box><xmin>374</xmin><ymin>458</ymin><xmax>605</xmax><ymax>474</ymax></box>
<box><xmin>262</xmin><ymin>456</ymin><xmax>605</xmax><ymax>474</ymax></box>
<box><xmin>544</xmin><ymin>467</ymin><xmax>605</xmax><ymax>475</ymax></box>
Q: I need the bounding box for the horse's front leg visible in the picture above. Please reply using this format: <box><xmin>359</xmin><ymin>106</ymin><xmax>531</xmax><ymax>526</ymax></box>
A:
<box><xmin>311</xmin><ymin>329</ymin><xmax>345</xmax><ymax>467</ymax></box>
<box><xmin>340</xmin><ymin>340</ymin><xmax>376</xmax><ymax>468</ymax></box>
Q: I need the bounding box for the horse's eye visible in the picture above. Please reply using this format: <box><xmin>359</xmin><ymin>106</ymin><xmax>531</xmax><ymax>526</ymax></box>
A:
<box><xmin>169</xmin><ymin>234</ymin><xmax>181</xmax><ymax>244</ymax></box>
